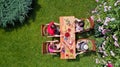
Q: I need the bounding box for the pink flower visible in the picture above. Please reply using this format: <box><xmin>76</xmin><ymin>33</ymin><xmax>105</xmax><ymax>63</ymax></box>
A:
<box><xmin>113</xmin><ymin>34</ymin><xmax>118</xmax><ymax>41</ymax></box>
<box><xmin>103</xmin><ymin>51</ymin><xmax>108</xmax><ymax>56</ymax></box>
<box><xmin>90</xmin><ymin>16</ymin><xmax>94</xmax><ymax>20</ymax></box>
<box><xmin>97</xmin><ymin>18</ymin><xmax>102</xmax><ymax>22</ymax></box>
<box><xmin>102</xmin><ymin>29</ymin><xmax>110</xmax><ymax>35</ymax></box>
<box><xmin>104</xmin><ymin>6</ymin><xmax>108</xmax><ymax>12</ymax></box>
<box><xmin>114</xmin><ymin>41</ymin><xmax>119</xmax><ymax>47</ymax></box>
<box><xmin>107</xmin><ymin>63</ymin><xmax>113</xmax><ymax>67</ymax></box>
<box><xmin>104</xmin><ymin>17</ymin><xmax>111</xmax><ymax>25</ymax></box>
<box><xmin>95</xmin><ymin>0</ymin><xmax>99</xmax><ymax>2</ymax></box>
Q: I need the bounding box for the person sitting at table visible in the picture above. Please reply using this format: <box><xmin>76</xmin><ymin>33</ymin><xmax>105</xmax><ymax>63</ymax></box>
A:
<box><xmin>75</xmin><ymin>41</ymin><xmax>88</xmax><ymax>56</ymax></box>
<box><xmin>76</xmin><ymin>41</ymin><xmax>89</xmax><ymax>52</ymax></box>
<box><xmin>75</xmin><ymin>19</ymin><xmax>85</xmax><ymax>32</ymax></box>
<box><xmin>47</xmin><ymin>40</ymin><xmax>61</xmax><ymax>53</ymax></box>
<box><xmin>47</xmin><ymin>21</ymin><xmax>60</xmax><ymax>36</ymax></box>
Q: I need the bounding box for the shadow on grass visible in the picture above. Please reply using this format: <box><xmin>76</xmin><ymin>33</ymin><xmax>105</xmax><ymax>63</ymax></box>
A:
<box><xmin>52</xmin><ymin>53</ymin><xmax>60</xmax><ymax>58</ymax></box>
<box><xmin>51</xmin><ymin>53</ymin><xmax>80</xmax><ymax>62</ymax></box>
<box><xmin>29</xmin><ymin>0</ymin><xmax>41</xmax><ymax>21</ymax></box>
<box><xmin>0</xmin><ymin>0</ymin><xmax>41</xmax><ymax>32</ymax></box>
<box><xmin>82</xmin><ymin>51</ymin><xmax>96</xmax><ymax>57</ymax></box>
<box><xmin>76</xmin><ymin>29</ymin><xmax>95</xmax><ymax>39</ymax></box>
<box><xmin>67</xmin><ymin>55</ymin><xmax>80</xmax><ymax>62</ymax></box>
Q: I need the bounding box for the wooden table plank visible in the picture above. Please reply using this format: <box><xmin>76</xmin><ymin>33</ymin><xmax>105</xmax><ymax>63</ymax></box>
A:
<box><xmin>60</xmin><ymin>16</ymin><xmax>76</xmax><ymax>59</ymax></box>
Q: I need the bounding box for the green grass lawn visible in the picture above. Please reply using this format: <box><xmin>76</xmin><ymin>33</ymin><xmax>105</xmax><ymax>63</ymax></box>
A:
<box><xmin>0</xmin><ymin>0</ymin><xmax>97</xmax><ymax>67</ymax></box>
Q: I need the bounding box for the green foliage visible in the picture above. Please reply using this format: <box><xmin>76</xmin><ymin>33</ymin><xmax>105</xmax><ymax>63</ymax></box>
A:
<box><xmin>93</xmin><ymin>0</ymin><xmax>120</xmax><ymax>66</ymax></box>
<box><xmin>94</xmin><ymin>22</ymin><xmax>103</xmax><ymax>37</ymax></box>
<box><xmin>0</xmin><ymin>0</ymin><xmax>32</xmax><ymax>27</ymax></box>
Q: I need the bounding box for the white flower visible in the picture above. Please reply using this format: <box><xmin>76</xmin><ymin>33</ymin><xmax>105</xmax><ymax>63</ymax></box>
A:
<box><xmin>114</xmin><ymin>41</ymin><xmax>119</xmax><ymax>47</ymax></box>
<box><xmin>102</xmin><ymin>55</ymin><xmax>105</xmax><ymax>58</ymax></box>
<box><xmin>104</xmin><ymin>6</ymin><xmax>108</xmax><ymax>12</ymax></box>
<box><xmin>110</xmin><ymin>18</ymin><xmax>115</xmax><ymax>21</ymax></box>
<box><xmin>98</xmin><ymin>26</ymin><xmax>103</xmax><ymax>32</ymax></box>
<box><xmin>102</xmin><ymin>45</ymin><xmax>105</xmax><ymax>50</ymax></box>
<box><xmin>114</xmin><ymin>2</ymin><xmax>117</xmax><ymax>6</ymax></box>
<box><xmin>108</xmin><ymin>6</ymin><xmax>111</xmax><ymax>10</ymax></box>
<box><xmin>102</xmin><ymin>60</ymin><xmax>106</xmax><ymax>64</ymax></box>
<box><xmin>110</xmin><ymin>51</ymin><xmax>115</xmax><ymax>56</ymax></box>
<box><xmin>98</xmin><ymin>47</ymin><xmax>103</xmax><ymax>53</ymax></box>
<box><xmin>99</xmin><ymin>4</ymin><xmax>102</xmax><ymax>7</ymax></box>
<box><xmin>114</xmin><ymin>0</ymin><xmax>120</xmax><ymax>6</ymax></box>
<box><xmin>106</xmin><ymin>36</ymin><xmax>109</xmax><ymax>40</ymax></box>
<box><xmin>92</xmin><ymin>9</ymin><xmax>97</xmax><ymax>13</ymax></box>
<box><xmin>113</xmin><ymin>34</ymin><xmax>118</xmax><ymax>41</ymax></box>
<box><xmin>103</xmin><ymin>51</ymin><xmax>108</xmax><ymax>56</ymax></box>
<box><xmin>104</xmin><ymin>6</ymin><xmax>111</xmax><ymax>12</ymax></box>
<box><xmin>103</xmin><ymin>41</ymin><xmax>106</xmax><ymax>45</ymax></box>
<box><xmin>104</xmin><ymin>2</ymin><xmax>107</xmax><ymax>6</ymax></box>
<box><xmin>96</xmin><ymin>58</ymin><xmax>100</xmax><ymax>64</ymax></box>
<box><xmin>104</xmin><ymin>22</ymin><xmax>108</xmax><ymax>25</ymax></box>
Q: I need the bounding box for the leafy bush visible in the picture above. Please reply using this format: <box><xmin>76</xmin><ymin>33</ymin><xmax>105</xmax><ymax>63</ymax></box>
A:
<box><xmin>0</xmin><ymin>0</ymin><xmax>32</xmax><ymax>27</ymax></box>
<box><xmin>93</xmin><ymin>0</ymin><xmax>120</xmax><ymax>66</ymax></box>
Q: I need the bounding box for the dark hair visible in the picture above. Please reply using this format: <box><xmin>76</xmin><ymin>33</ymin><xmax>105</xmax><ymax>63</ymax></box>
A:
<box><xmin>50</xmin><ymin>44</ymin><xmax>57</xmax><ymax>50</ymax></box>
<box><xmin>51</xmin><ymin>24</ymin><xmax>57</xmax><ymax>29</ymax></box>
<box><xmin>78</xmin><ymin>21</ymin><xmax>84</xmax><ymax>27</ymax></box>
<box><xmin>78</xmin><ymin>42</ymin><xmax>84</xmax><ymax>50</ymax></box>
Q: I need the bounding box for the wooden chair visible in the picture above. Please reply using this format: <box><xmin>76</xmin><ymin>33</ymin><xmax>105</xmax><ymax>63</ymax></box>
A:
<box><xmin>42</xmin><ymin>42</ymin><xmax>59</xmax><ymax>55</ymax></box>
<box><xmin>41</xmin><ymin>24</ymin><xmax>48</xmax><ymax>36</ymax></box>
<box><xmin>41</xmin><ymin>24</ymin><xmax>60</xmax><ymax>37</ymax></box>
<box><xmin>76</xmin><ymin>39</ymin><xmax>96</xmax><ymax>52</ymax></box>
<box><xmin>42</xmin><ymin>42</ymin><xmax>48</xmax><ymax>54</ymax></box>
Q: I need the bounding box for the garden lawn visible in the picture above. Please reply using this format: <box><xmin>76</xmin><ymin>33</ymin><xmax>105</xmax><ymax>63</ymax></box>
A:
<box><xmin>0</xmin><ymin>0</ymin><xmax>97</xmax><ymax>67</ymax></box>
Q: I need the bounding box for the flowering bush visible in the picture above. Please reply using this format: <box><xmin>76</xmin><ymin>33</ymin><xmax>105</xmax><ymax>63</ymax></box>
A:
<box><xmin>93</xmin><ymin>0</ymin><xmax>120</xmax><ymax>67</ymax></box>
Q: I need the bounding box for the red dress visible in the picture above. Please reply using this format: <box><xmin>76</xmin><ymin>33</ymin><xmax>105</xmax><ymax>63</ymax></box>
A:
<box><xmin>47</xmin><ymin>22</ymin><xmax>55</xmax><ymax>36</ymax></box>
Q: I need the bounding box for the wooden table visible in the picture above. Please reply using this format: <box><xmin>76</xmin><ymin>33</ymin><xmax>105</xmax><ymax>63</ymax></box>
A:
<box><xmin>60</xmin><ymin>16</ymin><xmax>76</xmax><ymax>59</ymax></box>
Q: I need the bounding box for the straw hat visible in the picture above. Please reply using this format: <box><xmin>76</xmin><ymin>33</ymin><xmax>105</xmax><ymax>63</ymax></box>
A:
<box><xmin>83</xmin><ymin>45</ymin><xmax>88</xmax><ymax>50</ymax></box>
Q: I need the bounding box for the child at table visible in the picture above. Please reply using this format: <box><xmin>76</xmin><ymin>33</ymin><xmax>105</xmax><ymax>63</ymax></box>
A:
<box><xmin>75</xmin><ymin>18</ymin><xmax>85</xmax><ymax>32</ymax></box>
<box><xmin>76</xmin><ymin>41</ymin><xmax>89</xmax><ymax>51</ymax></box>
<box><xmin>47</xmin><ymin>40</ymin><xmax>61</xmax><ymax>53</ymax></box>
<box><xmin>75</xmin><ymin>41</ymin><xmax>88</xmax><ymax>56</ymax></box>
<box><xmin>47</xmin><ymin>21</ymin><xmax>60</xmax><ymax>36</ymax></box>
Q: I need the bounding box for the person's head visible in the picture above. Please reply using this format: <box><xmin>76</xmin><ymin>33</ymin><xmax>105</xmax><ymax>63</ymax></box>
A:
<box><xmin>78</xmin><ymin>21</ymin><xmax>84</xmax><ymax>27</ymax></box>
<box><xmin>49</xmin><ymin>43</ymin><xmax>57</xmax><ymax>50</ymax></box>
<box><xmin>83</xmin><ymin>45</ymin><xmax>88</xmax><ymax>50</ymax></box>
<box><xmin>78</xmin><ymin>41</ymin><xmax>84</xmax><ymax>50</ymax></box>
<box><xmin>78</xmin><ymin>41</ymin><xmax>88</xmax><ymax>50</ymax></box>
<box><xmin>51</xmin><ymin>24</ymin><xmax>57</xmax><ymax>29</ymax></box>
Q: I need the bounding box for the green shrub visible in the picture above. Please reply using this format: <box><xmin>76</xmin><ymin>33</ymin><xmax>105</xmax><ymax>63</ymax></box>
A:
<box><xmin>0</xmin><ymin>0</ymin><xmax>32</xmax><ymax>27</ymax></box>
